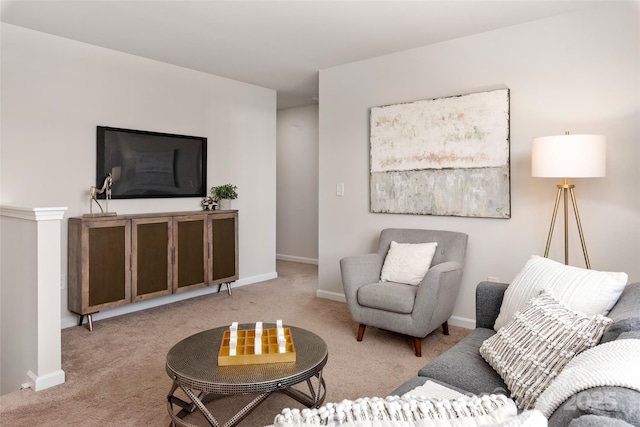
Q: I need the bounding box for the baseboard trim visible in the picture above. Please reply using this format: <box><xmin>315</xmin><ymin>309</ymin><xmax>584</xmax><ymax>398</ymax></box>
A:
<box><xmin>61</xmin><ymin>271</ymin><xmax>279</xmax><ymax>329</ymax></box>
<box><xmin>276</xmin><ymin>254</ymin><xmax>318</xmax><ymax>265</ymax></box>
<box><xmin>448</xmin><ymin>315</ymin><xmax>475</xmax><ymax>330</ymax></box>
<box><xmin>316</xmin><ymin>289</ymin><xmax>346</xmax><ymax>303</ymax></box>
<box><xmin>26</xmin><ymin>369</ymin><xmax>66</xmax><ymax>391</ymax></box>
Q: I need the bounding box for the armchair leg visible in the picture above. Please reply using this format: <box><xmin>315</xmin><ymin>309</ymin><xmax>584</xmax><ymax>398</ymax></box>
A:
<box><xmin>357</xmin><ymin>324</ymin><xmax>366</xmax><ymax>341</ymax></box>
<box><xmin>442</xmin><ymin>321</ymin><xmax>449</xmax><ymax>335</ymax></box>
<box><xmin>413</xmin><ymin>338</ymin><xmax>422</xmax><ymax>357</ymax></box>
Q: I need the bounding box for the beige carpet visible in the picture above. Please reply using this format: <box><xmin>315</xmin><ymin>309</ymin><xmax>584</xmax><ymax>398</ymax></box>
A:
<box><xmin>0</xmin><ymin>261</ymin><xmax>469</xmax><ymax>426</ymax></box>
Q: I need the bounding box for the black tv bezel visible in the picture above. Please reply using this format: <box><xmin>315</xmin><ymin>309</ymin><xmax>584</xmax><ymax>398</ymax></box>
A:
<box><xmin>96</xmin><ymin>126</ymin><xmax>207</xmax><ymax>199</ymax></box>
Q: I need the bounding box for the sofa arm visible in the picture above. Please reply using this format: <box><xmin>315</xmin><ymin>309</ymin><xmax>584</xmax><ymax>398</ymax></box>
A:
<box><xmin>475</xmin><ymin>281</ymin><xmax>509</xmax><ymax>329</ymax></box>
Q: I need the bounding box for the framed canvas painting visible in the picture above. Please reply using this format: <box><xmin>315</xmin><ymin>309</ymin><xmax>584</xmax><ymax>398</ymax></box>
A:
<box><xmin>370</xmin><ymin>88</ymin><xmax>510</xmax><ymax>218</ymax></box>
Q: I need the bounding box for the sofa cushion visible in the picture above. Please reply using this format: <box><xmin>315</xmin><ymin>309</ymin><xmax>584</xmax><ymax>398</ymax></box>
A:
<box><xmin>418</xmin><ymin>328</ymin><xmax>508</xmax><ymax>396</ymax></box>
<box><xmin>380</xmin><ymin>241</ymin><xmax>438</xmax><ymax>286</ymax></box>
<box><xmin>481</xmin><ymin>290</ymin><xmax>612</xmax><ymax>410</ymax></box>
<box><xmin>357</xmin><ymin>281</ymin><xmax>417</xmax><ymax>314</ymax></box>
<box><xmin>494</xmin><ymin>255</ymin><xmax>627</xmax><ymax>331</ymax></box>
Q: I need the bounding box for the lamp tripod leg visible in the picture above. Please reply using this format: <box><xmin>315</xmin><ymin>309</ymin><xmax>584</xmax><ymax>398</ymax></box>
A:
<box><xmin>569</xmin><ymin>187</ymin><xmax>591</xmax><ymax>269</ymax></box>
<box><xmin>544</xmin><ymin>188</ymin><xmax>563</xmax><ymax>258</ymax></box>
<box><xmin>563</xmin><ymin>187</ymin><xmax>569</xmax><ymax>265</ymax></box>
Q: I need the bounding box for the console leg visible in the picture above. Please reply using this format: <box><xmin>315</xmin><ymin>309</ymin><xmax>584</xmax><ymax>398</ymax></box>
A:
<box><xmin>78</xmin><ymin>314</ymin><xmax>95</xmax><ymax>331</ymax></box>
<box><xmin>217</xmin><ymin>283</ymin><xmax>232</xmax><ymax>296</ymax></box>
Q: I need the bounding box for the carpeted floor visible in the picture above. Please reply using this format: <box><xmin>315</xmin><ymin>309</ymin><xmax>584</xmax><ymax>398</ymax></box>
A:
<box><xmin>0</xmin><ymin>261</ymin><xmax>469</xmax><ymax>426</ymax></box>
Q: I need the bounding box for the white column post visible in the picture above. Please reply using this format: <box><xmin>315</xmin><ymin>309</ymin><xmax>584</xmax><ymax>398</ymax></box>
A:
<box><xmin>0</xmin><ymin>205</ymin><xmax>67</xmax><ymax>393</ymax></box>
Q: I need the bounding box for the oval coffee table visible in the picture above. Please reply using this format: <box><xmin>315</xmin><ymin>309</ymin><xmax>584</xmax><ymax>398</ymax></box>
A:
<box><xmin>166</xmin><ymin>324</ymin><xmax>328</xmax><ymax>427</ymax></box>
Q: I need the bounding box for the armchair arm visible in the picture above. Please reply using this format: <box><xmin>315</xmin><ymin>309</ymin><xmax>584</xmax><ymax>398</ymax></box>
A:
<box><xmin>340</xmin><ymin>253</ymin><xmax>384</xmax><ymax>306</ymax></box>
<box><xmin>418</xmin><ymin>261</ymin><xmax>463</xmax><ymax>292</ymax></box>
<box><xmin>475</xmin><ymin>281</ymin><xmax>509</xmax><ymax>329</ymax></box>
<box><xmin>412</xmin><ymin>261</ymin><xmax>464</xmax><ymax>328</ymax></box>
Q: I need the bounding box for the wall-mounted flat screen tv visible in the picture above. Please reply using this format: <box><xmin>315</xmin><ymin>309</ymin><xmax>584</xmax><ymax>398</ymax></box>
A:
<box><xmin>96</xmin><ymin>126</ymin><xmax>207</xmax><ymax>199</ymax></box>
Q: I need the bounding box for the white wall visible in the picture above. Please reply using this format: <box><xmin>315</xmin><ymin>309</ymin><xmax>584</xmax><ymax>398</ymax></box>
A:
<box><xmin>276</xmin><ymin>105</ymin><xmax>319</xmax><ymax>264</ymax></box>
<box><xmin>0</xmin><ymin>23</ymin><xmax>277</xmax><ymax>327</ymax></box>
<box><xmin>318</xmin><ymin>3</ymin><xmax>640</xmax><ymax>326</ymax></box>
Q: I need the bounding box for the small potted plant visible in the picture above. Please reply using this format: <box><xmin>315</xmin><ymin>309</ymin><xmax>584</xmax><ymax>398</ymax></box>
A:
<box><xmin>210</xmin><ymin>183</ymin><xmax>238</xmax><ymax>210</ymax></box>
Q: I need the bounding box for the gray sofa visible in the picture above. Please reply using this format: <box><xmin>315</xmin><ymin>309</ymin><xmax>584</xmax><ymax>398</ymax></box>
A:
<box><xmin>390</xmin><ymin>280</ymin><xmax>640</xmax><ymax>426</ymax></box>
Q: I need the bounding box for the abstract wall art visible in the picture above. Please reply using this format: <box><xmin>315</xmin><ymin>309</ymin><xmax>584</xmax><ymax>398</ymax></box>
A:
<box><xmin>370</xmin><ymin>88</ymin><xmax>510</xmax><ymax>218</ymax></box>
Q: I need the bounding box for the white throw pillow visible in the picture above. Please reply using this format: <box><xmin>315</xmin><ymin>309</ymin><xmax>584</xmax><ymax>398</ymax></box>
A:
<box><xmin>493</xmin><ymin>255</ymin><xmax>627</xmax><ymax>331</ymax></box>
<box><xmin>380</xmin><ymin>241</ymin><xmax>438</xmax><ymax>286</ymax></box>
<box><xmin>481</xmin><ymin>290</ymin><xmax>612</xmax><ymax>410</ymax></box>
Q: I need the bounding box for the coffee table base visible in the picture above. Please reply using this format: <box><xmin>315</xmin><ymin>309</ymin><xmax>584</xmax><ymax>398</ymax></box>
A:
<box><xmin>167</xmin><ymin>372</ymin><xmax>326</xmax><ymax>427</ymax></box>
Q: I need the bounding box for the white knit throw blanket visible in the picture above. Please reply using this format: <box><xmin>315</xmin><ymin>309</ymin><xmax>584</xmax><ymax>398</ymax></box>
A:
<box><xmin>273</xmin><ymin>394</ymin><xmax>517</xmax><ymax>426</ymax></box>
<box><xmin>535</xmin><ymin>339</ymin><xmax>640</xmax><ymax>418</ymax></box>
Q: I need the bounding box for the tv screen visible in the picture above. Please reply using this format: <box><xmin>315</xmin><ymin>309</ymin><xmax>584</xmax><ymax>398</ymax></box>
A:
<box><xmin>96</xmin><ymin>126</ymin><xmax>207</xmax><ymax>199</ymax></box>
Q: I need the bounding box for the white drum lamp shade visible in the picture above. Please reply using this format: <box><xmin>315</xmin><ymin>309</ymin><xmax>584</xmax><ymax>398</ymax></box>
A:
<box><xmin>532</xmin><ymin>134</ymin><xmax>606</xmax><ymax>178</ymax></box>
<box><xmin>531</xmin><ymin>133</ymin><xmax>606</xmax><ymax>269</ymax></box>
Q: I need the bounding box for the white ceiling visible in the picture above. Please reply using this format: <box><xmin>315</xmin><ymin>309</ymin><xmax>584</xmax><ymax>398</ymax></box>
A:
<box><xmin>1</xmin><ymin>1</ymin><xmax>601</xmax><ymax>109</ymax></box>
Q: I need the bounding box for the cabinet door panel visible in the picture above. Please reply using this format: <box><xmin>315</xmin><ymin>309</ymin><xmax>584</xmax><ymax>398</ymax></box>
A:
<box><xmin>83</xmin><ymin>220</ymin><xmax>131</xmax><ymax>312</ymax></box>
<box><xmin>132</xmin><ymin>218</ymin><xmax>172</xmax><ymax>301</ymax></box>
<box><xmin>173</xmin><ymin>216</ymin><xmax>207</xmax><ymax>292</ymax></box>
<box><xmin>88</xmin><ymin>226</ymin><xmax>127</xmax><ymax>306</ymax></box>
<box><xmin>209</xmin><ymin>212</ymin><xmax>238</xmax><ymax>285</ymax></box>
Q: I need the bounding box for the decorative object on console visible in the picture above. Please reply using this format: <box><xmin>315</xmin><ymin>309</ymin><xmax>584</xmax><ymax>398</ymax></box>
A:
<box><xmin>201</xmin><ymin>196</ymin><xmax>217</xmax><ymax>210</ymax></box>
<box><xmin>85</xmin><ymin>173</ymin><xmax>117</xmax><ymax>217</ymax></box>
<box><xmin>481</xmin><ymin>290</ymin><xmax>612</xmax><ymax>410</ymax></box>
<box><xmin>532</xmin><ymin>132</ymin><xmax>606</xmax><ymax>268</ymax></box>
<box><xmin>211</xmin><ymin>183</ymin><xmax>238</xmax><ymax>210</ymax></box>
<box><xmin>370</xmin><ymin>88</ymin><xmax>510</xmax><ymax>218</ymax></box>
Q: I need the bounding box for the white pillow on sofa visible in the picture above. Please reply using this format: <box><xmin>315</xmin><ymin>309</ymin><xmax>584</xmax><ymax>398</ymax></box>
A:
<box><xmin>380</xmin><ymin>241</ymin><xmax>438</xmax><ymax>286</ymax></box>
<box><xmin>494</xmin><ymin>255</ymin><xmax>627</xmax><ymax>331</ymax></box>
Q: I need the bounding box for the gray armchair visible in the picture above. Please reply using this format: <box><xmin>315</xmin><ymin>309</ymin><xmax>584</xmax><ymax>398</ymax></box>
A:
<box><xmin>340</xmin><ymin>229</ymin><xmax>468</xmax><ymax>356</ymax></box>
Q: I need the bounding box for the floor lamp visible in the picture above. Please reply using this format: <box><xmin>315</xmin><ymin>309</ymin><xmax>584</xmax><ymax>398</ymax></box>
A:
<box><xmin>531</xmin><ymin>133</ymin><xmax>606</xmax><ymax>269</ymax></box>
